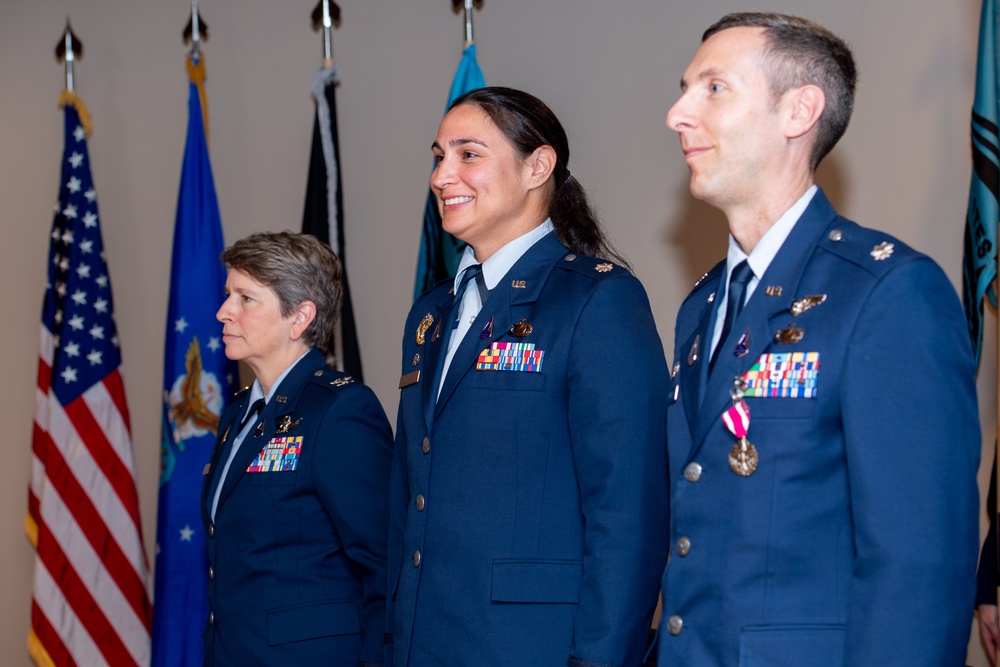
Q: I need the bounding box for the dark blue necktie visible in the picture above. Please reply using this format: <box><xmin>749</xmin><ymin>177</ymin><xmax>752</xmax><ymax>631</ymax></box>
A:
<box><xmin>710</xmin><ymin>259</ymin><xmax>753</xmax><ymax>372</ymax></box>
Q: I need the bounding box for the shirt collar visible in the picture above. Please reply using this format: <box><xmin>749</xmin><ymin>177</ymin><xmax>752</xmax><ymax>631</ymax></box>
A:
<box><xmin>453</xmin><ymin>218</ymin><xmax>555</xmax><ymax>292</ymax></box>
<box><xmin>245</xmin><ymin>348</ymin><xmax>312</xmax><ymax>409</ymax></box>
<box><xmin>726</xmin><ymin>185</ymin><xmax>818</xmax><ymax>283</ymax></box>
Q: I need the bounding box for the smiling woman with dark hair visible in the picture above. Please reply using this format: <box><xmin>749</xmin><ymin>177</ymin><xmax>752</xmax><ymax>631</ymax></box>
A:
<box><xmin>387</xmin><ymin>88</ymin><xmax>669</xmax><ymax>667</ymax></box>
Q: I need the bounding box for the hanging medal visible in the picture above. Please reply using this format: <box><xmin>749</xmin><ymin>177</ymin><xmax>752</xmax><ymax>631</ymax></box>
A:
<box><xmin>722</xmin><ymin>376</ymin><xmax>758</xmax><ymax>476</ymax></box>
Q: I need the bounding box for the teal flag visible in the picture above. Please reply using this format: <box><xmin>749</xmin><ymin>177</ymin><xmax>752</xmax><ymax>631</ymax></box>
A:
<box><xmin>152</xmin><ymin>55</ymin><xmax>237</xmax><ymax>667</ymax></box>
<box><xmin>964</xmin><ymin>0</ymin><xmax>1000</xmax><ymax>370</ymax></box>
<box><xmin>413</xmin><ymin>43</ymin><xmax>486</xmax><ymax>299</ymax></box>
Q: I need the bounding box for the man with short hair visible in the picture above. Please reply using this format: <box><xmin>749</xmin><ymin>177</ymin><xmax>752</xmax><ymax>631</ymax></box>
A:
<box><xmin>657</xmin><ymin>13</ymin><xmax>980</xmax><ymax>665</ymax></box>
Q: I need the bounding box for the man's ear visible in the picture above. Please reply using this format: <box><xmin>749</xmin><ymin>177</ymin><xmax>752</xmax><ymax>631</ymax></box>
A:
<box><xmin>785</xmin><ymin>84</ymin><xmax>826</xmax><ymax>139</ymax></box>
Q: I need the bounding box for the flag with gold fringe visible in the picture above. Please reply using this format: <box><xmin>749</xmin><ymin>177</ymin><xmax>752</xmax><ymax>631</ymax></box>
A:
<box><xmin>28</xmin><ymin>90</ymin><xmax>152</xmax><ymax>667</ymax></box>
<box><xmin>152</xmin><ymin>54</ymin><xmax>237</xmax><ymax>667</ymax></box>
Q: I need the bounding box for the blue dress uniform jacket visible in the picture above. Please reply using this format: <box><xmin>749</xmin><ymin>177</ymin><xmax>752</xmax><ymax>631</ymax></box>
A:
<box><xmin>388</xmin><ymin>232</ymin><xmax>670</xmax><ymax>667</ymax></box>
<box><xmin>201</xmin><ymin>348</ymin><xmax>393</xmax><ymax>667</ymax></box>
<box><xmin>655</xmin><ymin>189</ymin><xmax>981</xmax><ymax>666</ymax></box>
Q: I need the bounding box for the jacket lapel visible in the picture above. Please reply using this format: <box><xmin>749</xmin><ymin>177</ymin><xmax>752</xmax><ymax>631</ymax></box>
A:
<box><xmin>433</xmin><ymin>234</ymin><xmax>563</xmax><ymax>419</ymax></box>
<box><xmin>689</xmin><ymin>189</ymin><xmax>839</xmax><ymax>457</ymax></box>
<box><xmin>420</xmin><ymin>295</ymin><xmax>451</xmax><ymax>434</ymax></box>
<box><xmin>216</xmin><ymin>349</ymin><xmax>325</xmax><ymax>509</ymax></box>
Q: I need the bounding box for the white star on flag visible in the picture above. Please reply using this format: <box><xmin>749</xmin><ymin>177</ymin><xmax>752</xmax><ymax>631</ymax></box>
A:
<box><xmin>94</xmin><ymin>298</ymin><xmax>108</xmax><ymax>314</ymax></box>
<box><xmin>175</xmin><ymin>318</ymin><xmax>189</xmax><ymax>333</ymax></box>
<box><xmin>61</xmin><ymin>230</ymin><xmax>74</xmax><ymax>244</ymax></box>
<box><xmin>64</xmin><ymin>342</ymin><xmax>80</xmax><ymax>357</ymax></box>
<box><xmin>60</xmin><ymin>366</ymin><xmax>78</xmax><ymax>383</ymax></box>
<box><xmin>179</xmin><ymin>526</ymin><xmax>195</xmax><ymax>542</ymax></box>
<box><xmin>63</xmin><ymin>204</ymin><xmax>77</xmax><ymax>219</ymax></box>
<box><xmin>68</xmin><ymin>152</ymin><xmax>84</xmax><ymax>168</ymax></box>
<box><xmin>79</xmin><ymin>240</ymin><xmax>94</xmax><ymax>254</ymax></box>
<box><xmin>76</xmin><ymin>264</ymin><xmax>91</xmax><ymax>279</ymax></box>
<box><xmin>83</xmin><ymin>212</ymin><xmax>97</xmax><ymax>228</ymax></box>
<box><xmin>67</xmin><ymin>176</ymin><xmax>82</xmax><ymax>193</ymax></box>
<box><xmin>96</xmin><ymin>275</ymin><xmax>108</xmax><ymax>288</ymax></box>
<box><xmin>89</xmin><ymin>325</ymin><xmax>105</xmax><ymax>340</ymax></box>
<box><xmin>68</xmin><ymin>315</ymin><xmax>85</xmax><ymax>331</ymax></box>
<box><xmin>86</xmin><ymin>350</ymin><xmax>103</xmax><ymax>366</ymax></box>
<box><xmin>84</xmin><ymin>188</ymin><xmax>96</xmax><ymax>202</ymax></box>
<box><xmin>56</xmin><ymin>282</ymin><xmax>67</xmax><ymax>297</ymax></box>
<box><xmin>207</xmin><ymin>337</ymin><xmax>221</xmax><ymax>352</ymax></box>
<box><xmin>71</xmin><ymin>290</ymin><xmax>87</xmax><ymax>306</ymax></box>
<box><xmin>73</xmin><ymin>125</ymin><xmax>85</xmax><ymax>141</ymax></box>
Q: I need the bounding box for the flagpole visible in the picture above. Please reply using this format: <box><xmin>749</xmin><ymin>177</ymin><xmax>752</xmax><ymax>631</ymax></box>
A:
<box><xmin>311</xmin><ymin>1</ymin><xmax>342</xmax><ymax>68</ymax></box>
<box><xmin>183</xmin><ymin>0</ymin><xmax>209</xmax><ymax>59</ymax></box>
<box><xmin>55</xmin><ymin>19</ymin><xmax>82</xmax><ymax>93</ymax></box>
<box><xmin>452</xmin><ymin>0</ymin><xmax>483</xmax><ymax>46</ymax></box>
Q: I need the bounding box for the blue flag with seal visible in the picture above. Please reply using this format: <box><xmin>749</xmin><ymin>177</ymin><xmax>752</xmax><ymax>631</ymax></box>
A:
<box><xmin>152</xmin><ymin>54</ymin><xmax>237</xmax><ymax>667</ymax></box>
<box><xmin>964</xmin><ymin>0</ymin><xmax>1000</xmax><ymax>370</ymax></box>
<box><xmin>413</xmin><ymin>42</ymin><xmax>486</xmax><ymax>299</ymax></box>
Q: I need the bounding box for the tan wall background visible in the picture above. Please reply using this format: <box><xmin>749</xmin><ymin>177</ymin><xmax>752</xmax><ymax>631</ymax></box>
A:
<box><xmin>1</xmin><ymin>0</ymin><xmax>996</xmax><ymax>664</ymax></box>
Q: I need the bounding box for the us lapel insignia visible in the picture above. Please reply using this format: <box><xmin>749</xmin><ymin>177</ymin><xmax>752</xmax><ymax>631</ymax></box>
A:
<box><xmin>511</xmin><ymin>279</ymin><xmax>527</xmax><ymax>289</ymax></box>
<box><xmin>430</xmin><ymin>318</ymin><xmax>443</xmax><ymax>343</ymax></box>
<box><xmin>253</xmin><ymin>420</ymin><xmax>266</xmax><ymax>438</ymax></box>
<box><xmin>790</xmin><ymin>294</ymin><xmax>827</xmax><ymax>317</ymax></box>
<box><xmin>774</xmin><ymin>324</ymin><xmax>805</xmax><ymax>345</ymax></box>
<box><xmin>331</xmin><ymin>376</ymin><xmax>355</xmax><ymax>387</ymax></box>
<box><xmin>870</xmin><ymin>242</ymin><xmax>895</xmax><ymax>261</ymax></box>
<box><xmin>276</xmin><ymin>415</ymin><xmax>301</xmax><ymax>434</ymax></box>
<box><xmin>416</xmin><ymin>313</ymin><xmax>434</xmax><ymax>345</ymax></box>
<box><xmin>595</xmin><ymin>262</ymin><xmax>613</xmax><ymax>273</ymax></box>
<box><xmin>480</xmin><ymin>316</ymin><xmax>494</xmax><ymax>340</ymax></box>
<box><xmin>687</xmin><ymin>334</ymin><xmax>700</xmax><ymax>366</ymax></box>
<box><xmin>765</xmin><ymin>285</ymin><xmax>783</xmax><ymax>297</ymax></box>
<box><xmin>733</xmin><ymin>328</ymin><xmax>750</xmax><ymax>358</ymax></box>
<box><xmin>275</xmin><ymin>395</ymin><xmax>287</xmax><ymax>403</ymax></box>
<box><xmin>509</xmin><ymin>318</ymin><xmax>533</xmax><ymax>337</ymax></box>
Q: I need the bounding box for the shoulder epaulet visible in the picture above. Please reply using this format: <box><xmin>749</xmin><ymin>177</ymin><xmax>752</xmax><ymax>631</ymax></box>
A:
<box><xmin>557</xmin><ymin>253</ymin><xmax>625</xmax><ymax>279</ymax></box>
<box><xmin>819</xmin><ymin>222</ymin><xmax>918</xmax><ymax>276</ymax></box>
<box><xmin>309</xmin><ymin>367</ymin><xmax>357</xmax><ymax>392</ymax></box>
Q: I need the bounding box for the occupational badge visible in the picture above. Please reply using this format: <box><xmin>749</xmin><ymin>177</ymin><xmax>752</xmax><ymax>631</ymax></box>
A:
<box><xmin>416</xmin><ymin>313</ymin><xmax>434</xmax><ymax>345</ymax></box>
<box><xmin>733</xmin><ymin>328</ymin><xmax>750</xmax><ymax>358</ymax></box>
<box><xmin>276</xmin><ymin>415</ymin><xmax>301</xmax><ymax>434</ymax></box>
<box><xmin>789</xmin><ymin>294</ymin><xmax>826</xmax><ymax>317</ymax></box>
<box><xmin>774</xmin><ymin>324</ymin><xmax>805</xmax><ymax>345</ymax></box>
<box><xmin>509</xmin><ymin>318</ymin><xmax>533</xmax><ymax>337</ymax></box>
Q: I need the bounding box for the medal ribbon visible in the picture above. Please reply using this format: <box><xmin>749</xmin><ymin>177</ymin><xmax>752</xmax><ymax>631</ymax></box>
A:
<box><xmin>722</xmin><ymin>400</ymin><xmax>750</xmax><ymax>438</ymax></box>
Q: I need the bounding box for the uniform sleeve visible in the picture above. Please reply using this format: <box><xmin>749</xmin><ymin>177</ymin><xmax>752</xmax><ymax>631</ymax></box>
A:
<box><xmin>565</xmin><ymin>275</ymin><xmax>670</xmax><ymax>667</ymax></box>
<box><xmin>313</xmin><ymin>385</ymin><xmax>394</xmax><ymax>666</ymax></box>
<box><xmin>841</xmin><ymin>257</ymin><xmax>980</xmax><ymax>665</ymax></box>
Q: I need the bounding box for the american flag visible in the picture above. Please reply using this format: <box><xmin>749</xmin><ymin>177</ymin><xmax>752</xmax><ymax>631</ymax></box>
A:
<box><xmin>27</xmin><ymin>93</ymin><xmax>152</xmax><ymax>667</ymax></box>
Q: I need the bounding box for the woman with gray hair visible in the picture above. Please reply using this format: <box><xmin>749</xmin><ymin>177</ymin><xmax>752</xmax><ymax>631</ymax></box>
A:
<box><xmin>201</xmin><ymin>230</ymin><xmax>392</xmax><ymax>667</ymax></box>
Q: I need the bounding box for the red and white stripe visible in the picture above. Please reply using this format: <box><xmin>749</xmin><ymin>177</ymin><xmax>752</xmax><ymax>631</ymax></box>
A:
<box><xmin>28</xmin><ymin>327</ymin><xmax>152</xmax><ymax>667</ymax></box>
